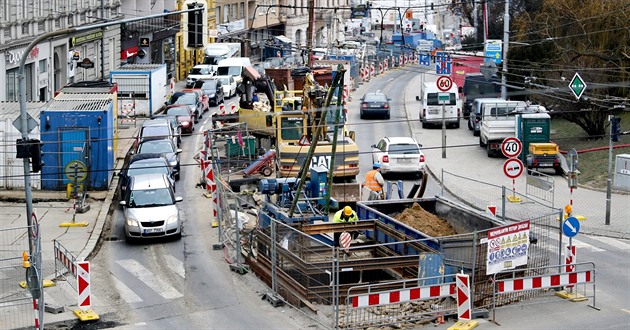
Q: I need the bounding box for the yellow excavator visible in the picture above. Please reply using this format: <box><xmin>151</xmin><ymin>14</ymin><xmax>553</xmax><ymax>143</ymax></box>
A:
<box><xmin>236</xmin><ymin>66</ymin><xmax>361</xmax><ymax>202</ymax></box>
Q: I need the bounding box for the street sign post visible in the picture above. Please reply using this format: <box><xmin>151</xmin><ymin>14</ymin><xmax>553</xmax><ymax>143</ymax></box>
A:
<box><xmin>501</xmin><ymin>137</ymin><xmax>522</xmax><ymax>158</ymax></box>
<box><xmin>435</xmin><ymin>52</ymin><xmax>451</xmax><ymax>75</ymax></box>
<box><xmin>569</xmin><ymin>72</ymin><xmax>587</xmax><ymax>100</ymax></box>
<box><xmin>503</xmin><ymin>158</ymin><xmax>524</xmax><ymax>179</ymax></box>
<box><xmin>419</xmin><ymin>53</ymin><xmax>431</xmax><ymax>67</ymax></box>
<box><xmin>12</xmin><ymin>113</ymin><xmax>38</xmax><ymax>133</ymax></box>
<box><xmin>64</xmin><ymin>160</ymin><xmax>88</xmax><ymax>183</ymax></box>
<box><xmin>436</xmin><ymin>76</ymin><xmax>453</xmax><ymax>92</ymax></box>
<box><xmin>562</xmin><ymin>216</ymin><xmax>580</xmax><ymax>238</ymax></box>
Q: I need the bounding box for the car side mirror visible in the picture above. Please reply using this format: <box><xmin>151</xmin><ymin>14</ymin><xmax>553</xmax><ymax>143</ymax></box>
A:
<box><xmin>370</xmin><ymin>144</ymin><xmax>376</xmax><ymax>148</ymax></box>
<box><xmin>175</xmin><ymin>196</ymin><xmax>184</xmax><ymax>203</ymax></box>
<box><xmin>415</xmin><ymin>96</ymin><xmax>420</xmax><ymax>101</ymax></box>
<box><xmin>458</xmin><ymin>86</ymin><xmax>463</xmax><ymax>93</ymax></box>
<box><xmin>388</xmin><ymin>98</ymin><xmax>392</xmax><ymax>101</ymax></box>
<box><xmin>119</xmin><ymin>201</ymin><xmax>126</xmax><ymax>206</ymax></box>
<box><xmin>176</xmin><ymin>149</ymin><xmax>183</xmax><ymax>154</ymax></box>
<box><xmin>418</xmin><ymin>144</ymin><xmax>423</xmax><ymax>147</ymax></box>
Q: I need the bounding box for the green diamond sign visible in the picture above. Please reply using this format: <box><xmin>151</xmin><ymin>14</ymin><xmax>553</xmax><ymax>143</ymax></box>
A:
<box><xmin>569</xmin><ymin>72</ymin><xmax>587</xmax><ymax>100</ymax></box>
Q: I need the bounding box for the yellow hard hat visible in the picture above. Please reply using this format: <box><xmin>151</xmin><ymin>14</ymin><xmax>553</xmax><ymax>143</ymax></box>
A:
<box><xmin>343</xmin><ymin>206</ymin><xmax>353</xmax><ymax>216</ymax></box>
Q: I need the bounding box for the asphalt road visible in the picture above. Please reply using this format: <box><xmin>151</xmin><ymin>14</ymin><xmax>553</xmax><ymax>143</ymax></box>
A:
<box><xmin>89</xmin><ymin>97</ymin><xmax>323</xmax><ymax>329</ymax></box>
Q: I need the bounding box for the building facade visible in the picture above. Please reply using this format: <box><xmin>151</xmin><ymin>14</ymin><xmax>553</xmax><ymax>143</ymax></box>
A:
<box><xmin>0</xmin><ymin>0</ymin><xmax>123</xmax><ymax>102</ymax></box>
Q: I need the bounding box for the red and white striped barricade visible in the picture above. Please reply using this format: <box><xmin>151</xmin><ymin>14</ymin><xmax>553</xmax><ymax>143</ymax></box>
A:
<box><xmin>379</xmin><ymin>61</ymin><xmax>383</xmax><ymax>74</ymax></box>
<box><xmin>351</xmin><ymin>281</ymin><xmax>455</xmax><ymax>308</ymax></box>
<box><xmin>74</xmin><ymin>261</ymin><xmax>99</xmax><ymax>320</ymax></box>
<box><xmin>370</xmin><ymin>63</ymin><xmax>375</xmax><ymax>77</ymax></box>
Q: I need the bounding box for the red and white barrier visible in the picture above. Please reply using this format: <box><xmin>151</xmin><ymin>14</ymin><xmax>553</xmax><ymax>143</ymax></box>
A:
<box><xmin>370</xmin><ymin>63</ymin><xmax>375</xmax><ymax>77</ymax></box>
<box><xmin>351</xmin><ymin>282</ymin><xmax>455</xmax><ymax>308</ymax></box>
<box><xmin>33</xmin><ymin>298</ymin><xmax>40</xmax><ymax>329</ymax></box>
<box><xmin>379</xmin><ymin>62</ymin><xmax>383</xmax><ymax>74</ymax></box>
<box><xmin>565</xmin><ymin>245</ymin><xmax>576</xmax><ymax>273</ymax></box>
<box><xmin>54</xmin><ymin>244</ymin><xmax>77</xmax><ymax>277</ymax></box>
<box><xmin>399</xmin><ymin>55</ymin><xmax>403</xmax><ymax>66</ymax></box>
<box><xmin>230</xmin><ymin>104</ymin><xmax>236</xmax><ymax>114</ymax></box>
<box><xmin>206</xmin><ymin>166</ymin><xmax>217</xmax><ymax>219</ymax></box>
<box><xmin>497</xmin><ymin>271</ymin><xmax>592</xmax><ymax>293</ymax></box>
<box><xmin>219</xmin><ymin>104</ymin><xmax>225</xmax><ymax>114</ymax></box>
<box><xmin>456</xmin><ymin>273</ymin><xmax>472</xmax><ymax>321</ymax></box>
<box><xmin>77</xmin><ymin>261</ymin><xmax>91</xmax><ymax>310</ymax></box>
<box><xmin>383</xmin><ymin>60</ymin><xmax>388</xmax><ymax>71</ymax></box>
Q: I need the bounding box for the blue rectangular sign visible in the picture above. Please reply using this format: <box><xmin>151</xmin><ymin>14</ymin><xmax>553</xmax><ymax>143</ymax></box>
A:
<box><xmin>435</xmin><ymin>52</ymin><xmax>451</xmax><ymax>75</ymax></box>
<box><xmin>419</xmin><ymin>54</ymin><xmax>431</xmax><ymax>67</ymax></box>
<box><xmin>485</xmin><ymin>40</ymin><xmax>503</xmax><ymax>65</ymax></box>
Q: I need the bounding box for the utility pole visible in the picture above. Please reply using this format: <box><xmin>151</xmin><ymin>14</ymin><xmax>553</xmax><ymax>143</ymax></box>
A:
<box><xmin>473</xmin><ymin>1</ymin><xmax>478</xmax><ymax>39</ymax></box>
<box><xmin>307</xmin><ymin>0</ymin><xmax>315</xmax><ymax>68</ymax></box>
<box><xmin>501</xmin><ymin>0</ymin><xmax>510</xmax><ymax>99</ymax></box>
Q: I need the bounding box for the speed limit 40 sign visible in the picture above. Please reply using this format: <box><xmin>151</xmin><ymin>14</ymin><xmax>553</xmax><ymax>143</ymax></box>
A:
<box><xmin>501</xmin><ymin>137</ymin><xmax>522</xmax><ymax>158</ymax></box>
<box><xmin>436</xmin><ymin>76</ymin><xmax>453</xmax><ymax>92</ymax></box>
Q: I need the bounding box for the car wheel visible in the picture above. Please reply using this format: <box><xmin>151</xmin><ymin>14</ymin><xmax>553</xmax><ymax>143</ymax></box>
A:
<box><xmin>486</xmin><ymin>143</ymin><xmax>493</xmax><ymax>157</ymax></box>
<box><xmin>360</xmin><ymin>111</ymin><xmax>364</xmax><ymax>119</ymax></box>
<box><xmin>473</xmin><ymin>130</ymin><xmax>479</xmax><ymax>137</ymax></box>
<box><xmin>468</xmin><ymin>120</ymin><xmax>473</xmax><ymax>130</ymax></box>
<box><xmin>175</xmin><ymin>172</ymin><xmax>181</xmax><ymax>181</ymax></box>
<box><xmin>385</xmin><ymin>113</ymin><xmax>390</xmax><ymax>120</ymax></box>
<box><xmin>125</xmin><ymin>235</ymin><xmax>135</xmax><ymax>244</ymax></box>
<box><xmin>422</xmin><ymin>121</ymin><xmax>428</xmax><ymax>129</ymax></box>
<box><xmin>479</xmin><ymin>136</ymin><xmax>486</xmax><ymax>147</ymax></box>
<box><xmin>554</xmin><ymin>166</ymin><xmax>563</xmax><ymax>175</ymax></box>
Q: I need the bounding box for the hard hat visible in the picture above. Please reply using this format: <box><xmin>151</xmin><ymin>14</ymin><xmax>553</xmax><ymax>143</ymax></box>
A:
<box><xmin>343</xmin><ymin>206</ymin><xmax>353</xmax><ymax>216</ymax></box>
<box><xmin>373</xmin><ymin>162</ymin><xmax>381</xmax><ymax>169</ymax></box>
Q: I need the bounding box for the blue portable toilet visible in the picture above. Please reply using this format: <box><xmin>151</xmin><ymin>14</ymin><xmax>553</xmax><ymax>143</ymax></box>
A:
<box><xmin>40</xmin><ymin>94</ymin><xmax>115</xmax><ymax>190</ymax></box>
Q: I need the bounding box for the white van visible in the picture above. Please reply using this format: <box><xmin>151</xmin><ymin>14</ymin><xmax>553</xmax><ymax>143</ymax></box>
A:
<box><xmin>418</xmin><ymin>81</ymin><xmax>461</xmax><ymax>128</ymax></box>
<box><xmin>216</xmin><ymin>57</ymin><xmax>252</xmax><ymax>85</ymax></box>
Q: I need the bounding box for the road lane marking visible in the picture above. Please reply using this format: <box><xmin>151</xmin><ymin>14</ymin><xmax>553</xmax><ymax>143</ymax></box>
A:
<box><xmin>112</xmin><ymin>274</ymin><xmax>143</xmax><ymax>303</ymax></box>
<box><xmin>164</xmin><ymin>254</ymin><xmax>185</xmax><ymax>279</ymax></box>
<box><xmin>116</xmin><ymin>259</ymin><xmax>183</xmax><ymax>299</ymax></box>
<box><xmin>589</xmin><ymin>236</ymin><xmax>630</xmax><ymax>250</ymax></box>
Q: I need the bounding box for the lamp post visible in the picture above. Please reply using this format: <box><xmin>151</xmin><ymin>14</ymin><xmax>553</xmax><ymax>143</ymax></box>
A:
<box><xmin>501</xmin><ymin>0</ymin><xmax>510</xmax><ymax>99</ymax></box>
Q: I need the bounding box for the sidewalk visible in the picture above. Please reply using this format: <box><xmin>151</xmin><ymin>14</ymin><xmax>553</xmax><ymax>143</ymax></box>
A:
<box><xmin>402</xmin><ymin>70</ymin><xmax>630</xmax><ymax>239</ymax></box>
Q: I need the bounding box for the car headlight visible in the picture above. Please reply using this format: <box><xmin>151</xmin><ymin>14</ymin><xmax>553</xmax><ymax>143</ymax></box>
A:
<box><xmin>181</xmin><ymin>121</ymin><xmax>191</xmax><ymax>127</ymax></box>
<box><xmin>166</xmin><ymin>214</ymin><xmax>178</xmax><ymax>224</ymax></box>
<box><xmin>209</xmin><ymin>94</ymin><xmax>215</xmax><ymax>97</ymax></box>
<box><xmin>170</xmin><ymin>159</ymin><xmax>178</xmax><ymax>167</ymax></box>
<box><xmin>126</xmin><ymin>217</ymin><xmax>139</xmax><ymax>227</ymax></box>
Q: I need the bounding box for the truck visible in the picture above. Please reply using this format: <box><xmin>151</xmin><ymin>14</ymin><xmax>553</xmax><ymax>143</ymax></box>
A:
<box><xmin>479</xmin><ymin>102</ymin><xmax>547</xmax><ymax>157</ymax></box>
<box><xmin>203</xmin><ymin>43</ymin><xmax>241</xmax><ymax>65</ymax></box>
<box><xmin>418</xmin><ymin>81</ymin><xmax>460</xmax><ymax>129</ymax></box>
<box><xmin>217</xmin><ymin>57</ymin><xmax>252</xmax><ymax>85</ymax></box>
<box><xmin>462</xmin><ymin>73</ymin><xmax>501</xmax><ymax>119</ymax></box>
<box><xmin>450</xmin><ymin>54</ymin><xmax>485</xmax><ymax>112</ymax></box>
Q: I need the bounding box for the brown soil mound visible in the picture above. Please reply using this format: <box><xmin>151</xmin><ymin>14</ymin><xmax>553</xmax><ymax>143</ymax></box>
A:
<box><xmin>393</xmin><ymin>202</ymin><xmax>457</xmax><ymax>237</ymax></box>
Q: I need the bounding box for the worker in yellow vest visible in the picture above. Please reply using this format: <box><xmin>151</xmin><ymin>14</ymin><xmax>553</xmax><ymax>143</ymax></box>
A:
<box><xmin>333</xmin><ymin>206</ymin><xmax>358</xmax><ymax>247</ymax></box>
<box><xmin>363</xmin><ymin>163</ymin><xmax>385</xmax><ymax>200</ymax></box>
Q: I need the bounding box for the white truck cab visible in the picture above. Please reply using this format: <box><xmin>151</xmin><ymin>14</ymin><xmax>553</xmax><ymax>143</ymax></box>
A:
<box><xmin>217</xmin><ymin>57</ymin><xmax>252</xmax><ymax>85</ymax></box>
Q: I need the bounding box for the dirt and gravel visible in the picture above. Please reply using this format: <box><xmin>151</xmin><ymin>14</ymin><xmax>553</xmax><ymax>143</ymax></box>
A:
<box><xmin>393</xmin><ymin>203</ymin><xmax>457</xmax><ymax>237</ymax></box>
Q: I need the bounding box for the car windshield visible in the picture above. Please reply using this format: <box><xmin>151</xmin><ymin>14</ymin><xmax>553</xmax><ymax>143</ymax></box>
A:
<box><xmin>128</xmin><ymin>161</ymin><xmax>169</xmax><ymax>177</ymax></box>
<box><xmin>218</xmin><ymin>66</ymin><xmax>241</xmax><ymax>76</ymax></box>
<box><xmin>427</xmin><ymin>92</ymin><xmax>457</xmax><ymax>106</ymax></box>
<box><xmin>218</xmin><ymin>77</ymin><xmax>229</xmax><ymax>85</ymax></box>
<box><xmin>174</xmin><ymin>94</ymin><xmax>196</xmax><ymax>105</ymax></box>
<box><xmin>365</xmin><ymin>94</ymin><xmax>387</xmax><ymax>102</ymax></box>
<box><xmin>389</xmin><ymin>144</ymin><xmax>420</xmax><ymax>154</ymax></box>
<box><xmin>202</xmin><ymin>81</ymin><xmax>218</xmax><ymax>89</ymax></box>
<box><xmin>127</xmin><ymin>188</ymin><xmax>174</xmax><ymax>208</ymax></box>
<box><xmin>167</xmin><ymin>107</ymin><xmax>189</xmax><ymax>116</ymax></box>
<box><xmin>190</xmin><ymin>68</ymin><xmax>210</xmax><ymax>75</ymax></box>
<box><xmin>138</xmin><ymin>141</ymin><xmax>175</xmax><ymax>154</ymax></box>
<box><xmin>142</xmin><ymin>125</ymin><xmax>169</xmax><ymax>138</ymax></box>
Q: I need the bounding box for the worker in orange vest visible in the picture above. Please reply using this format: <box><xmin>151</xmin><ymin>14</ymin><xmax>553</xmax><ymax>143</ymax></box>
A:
<box><xmin>363</xmin><ymin>163</ymin><xmax>385</xmax><ymax>200</ymax></box>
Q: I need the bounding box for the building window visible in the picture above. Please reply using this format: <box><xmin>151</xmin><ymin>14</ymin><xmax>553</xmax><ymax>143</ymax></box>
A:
<box><xmin>223</xmin><ymin>6</ymin><xmax>228</xmax><ymax>22</ymax></box>
<box><xmin>231</xmin><ymin>4</ymin><xmax>236</xmax><ymax>20</ymax></box>
<box><xmin>240</xmin><ymin>2</ymin><xmax>244</xmax><ymax>19</ymax></box>
<box><xmin>55</xmin><ymin>18</ymin><xmax>61</xmax><ymax>28</ymax></box>
<box><xmin>39</xmin><ymin>60</ymin><xmax>47</xmax><ymax>74</ymax></box>
<box><xmin>22</xmin><ymin>23</ymin><xmax>29</xmax><ymax>35</ymax></box>
<box><xmin>216</xmin><ymin>6</ymin><xmax>221</xmax><ymax>24</ymax></box>
<box><xmin>38</xmin><ymin>21</ymin><xmax>45</xmax><ymax>32</ymax></box>
<box><xmin>6</xmin><ymin>69</ymin><xmax>18</xmax><ymax>102</ymax></box>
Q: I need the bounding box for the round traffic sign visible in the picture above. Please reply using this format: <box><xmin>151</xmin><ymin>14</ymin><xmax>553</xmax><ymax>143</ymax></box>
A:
<box><xmin>562</xmin><ymin>216</ymin><xmax>580</xmax><ymax>238</ymax></box>
<box><xmin>436</xmin><ymin>76</ymin><xmax>453</xmax><ymax>92</ymax></box>
<box><xmin>64</xmin><ymin>160</ymin><xmax>88</xmax><ymax>183</ymax></box>
<box><xmin>501</xmin><ymin>137</ymin><xmax>522</xmax><ymax>158</ymax></box>
<box><xmin>503</xmin><ymin>158</ymin><xmax>524</xmax><ymax>179</ymax></box>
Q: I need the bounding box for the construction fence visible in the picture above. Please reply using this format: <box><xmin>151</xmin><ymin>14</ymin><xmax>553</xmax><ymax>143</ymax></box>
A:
<box><xmin>205</xmin><ymin>140</ymin><xmax>593</xmax><ymax>328</ymax></box>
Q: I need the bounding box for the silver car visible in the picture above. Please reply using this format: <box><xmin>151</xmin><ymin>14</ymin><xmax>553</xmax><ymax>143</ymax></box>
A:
<box><xmin>119</xmin><ymin>173</ymin><xmax>183</xmax><ymax>242</ymax></box>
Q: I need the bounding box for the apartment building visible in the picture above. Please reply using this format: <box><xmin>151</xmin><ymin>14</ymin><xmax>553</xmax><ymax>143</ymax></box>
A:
<box><xmin>0</xmin><ymin>0</ymin><xmax>123</xmax><ymax>102</ymax></box>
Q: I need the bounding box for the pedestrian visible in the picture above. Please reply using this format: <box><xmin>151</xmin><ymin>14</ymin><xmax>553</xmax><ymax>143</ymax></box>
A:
<box><xmin>333</xmin><ymin>206</ymin><xmax>358</xmax><ymax>247</ymax></box>
<box><xmin>363</xmin><ymin>163</ymin><xmax>385</xmax><ymax>200</ymax></box>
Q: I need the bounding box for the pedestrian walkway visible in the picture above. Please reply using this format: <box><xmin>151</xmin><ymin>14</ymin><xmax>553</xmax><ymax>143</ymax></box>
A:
<box><xmin>402</xmin><ymin>70</ymin><xmax>630</xmax><ymax>239</ymax></box>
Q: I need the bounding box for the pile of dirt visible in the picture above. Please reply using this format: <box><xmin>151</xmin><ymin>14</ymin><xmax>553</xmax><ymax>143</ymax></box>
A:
<box><xmin>393</xmin><ymin>203</ymin><xmax>457</xmax><ymax>237</ymax></box>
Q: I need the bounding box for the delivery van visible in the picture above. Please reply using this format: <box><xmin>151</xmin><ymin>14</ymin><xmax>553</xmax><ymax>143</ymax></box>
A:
<box><xmin>216</xmin><ymin>57</ymin><xmax>252</xmax><ymax>85</ymax></box>
<box><xmin>418</xmin><ymin>81</ymin><xmax>461</xmax><ymax>128</ymax></box>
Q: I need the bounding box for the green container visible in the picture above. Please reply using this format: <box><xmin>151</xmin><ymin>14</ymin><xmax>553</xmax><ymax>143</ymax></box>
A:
<box><xmin>517</xmin><ymin>113</ymin><xmax>551</xmax><ymax>163</ymax></box>
<box><xmin>225</xmin><ymin>136</ymin><xmax>256</xmax><ymax>157</ymax></box>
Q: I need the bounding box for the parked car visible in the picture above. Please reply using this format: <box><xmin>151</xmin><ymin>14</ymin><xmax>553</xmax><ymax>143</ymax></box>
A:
<box><xmin>139</xmin><ymin>119</ymin><xmax>178</xmax><ymax>148</ymax></box>
<box><xmin>182</xmin><ymin>88</ymin><xmax>209</xmax><ymax>113</ymax></box>
<box><xmin>150</xmin><ymin>115</ymin><xmax>182</xmax><ymax>147</ymax></box>
<box><xmin>136</xmin><ymin>139</ymin><xmax>182</xmax><ymax>176</ymax></box>
<box><xmin>118</xmin><ymin>153</ymin><xmax>177</xmax><ymax>196</ymax></box>
<box><xmin>193</xmin><ymin>79</ymin><xmax>224</xmax><ymax>106</ymax></box>
<box><xmin>216</xmin><ymin>75</ymin><xmax>237</xmax><ymax>98</ymax></box>
<box><xmin>186</xmin><ymin>64</ymin><xmax>216</xmax><ymax>88</ymax></box>
<box><xmin>468</xmin><ymin>98</ymin><xmax>506</xmax><ymax>136</ymax></box>
<box><xmin>119</xmin><ymin>173</ymin><xmax>183</xmax><ymax>242</ymax></box>
<box><xmin>166</xmin><ymin>106</ymin><xmax>195</xmax><ymax>134</ymax></box>
<box><xmin>360</xmin><ymin>91</ymin><xmax>391</xmax><ymax>119</ymax></box>
<box><xmin>371</xmin><ymin>136</ymin><xmax>426</xmax><ymax>176</ymax></box>
<box><xmin>167</xmin><ymin>92</ymin><xmax>202</xmax><ymax>123</ymax></box>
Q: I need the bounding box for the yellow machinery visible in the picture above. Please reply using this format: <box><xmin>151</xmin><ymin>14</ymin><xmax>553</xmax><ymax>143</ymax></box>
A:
<box><xmin>525</xmin><ymin>142</ymin><xmax>562</xmax><ymax>175</ymax></box>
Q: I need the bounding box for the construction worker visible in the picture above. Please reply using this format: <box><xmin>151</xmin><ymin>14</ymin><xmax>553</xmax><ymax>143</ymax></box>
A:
<box><xmin>333</xmin><ymin>206</ymin><xmax>358</xmax><ymax>247</ymax></box>
<box><xmin>363</xmin><ymin>163</ymin><xmax>385</xmax><ymax>200</ymax></box>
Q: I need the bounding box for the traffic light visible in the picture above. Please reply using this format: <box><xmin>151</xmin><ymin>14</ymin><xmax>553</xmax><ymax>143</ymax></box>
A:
<box><xmin>183</xmin><ymin>0</ymin><xmax>207</xmax><ymax>50</ymax></box>
<box><xmin>611</xmin><ymin>117</ymin><xmax>621</xmax><ymax>142</ymax></box>
<box><xmin>28</xmin><ymin>139</ymin><xmax>44</xmax><ymax>173</ymax></box>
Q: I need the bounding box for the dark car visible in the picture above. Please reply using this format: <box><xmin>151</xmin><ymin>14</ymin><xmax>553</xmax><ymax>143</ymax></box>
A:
<box><xmin>136</xmin><ymin>139</ymin><xmax>182</xmax><ymax>178</ymax></box>
<box><xmin>193</xmin><ymin>79</ymin><xmax>224</xmax><ymax>106</ymax></box>
<box><xmin>360</xmin><ymin>91</ymin><xmax>391</xmax><ymax>119</ymax></box>
<box><xmin>150</xmin><ymin>115</ymin><xmax>182</xmax><ymax>147</ymax></box>
<box><xmin>166</xmin><ymin>105</ymin><xmax>195</xmax><ymax>134</ymax></box>
<box><xmin>118</xmin><ymin>153</ymin><xmax>177</xmax><ymax>195</ymax></box>
<box><xmin>138</xmin><ymin>119</ymin><xmax>178</xmax><ymax>147</ymax></box>
<box><xmin>166</xmin><ymin>92</ymin><xmax>202</xmax><ymax>123</ymax></box>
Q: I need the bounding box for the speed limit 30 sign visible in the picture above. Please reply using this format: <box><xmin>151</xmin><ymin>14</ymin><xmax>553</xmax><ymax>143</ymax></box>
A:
<box><xmin>501</xmin><ymin>137</ymin><xmax>522</xmax><ymax>158</ymax></box>
<box><xmin>436</xmin><ymin>76</ymin><xmax>453</xmax><ymax>92</ymax></box>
